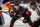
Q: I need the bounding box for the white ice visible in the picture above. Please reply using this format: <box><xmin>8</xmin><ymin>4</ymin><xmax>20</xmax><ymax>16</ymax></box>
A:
<box><xmin>0</xmin><ymin>12</ymin><xmax>40</xmax><ymax>27</ymax></box>
<box><xmin>2</xmin><ymin>13</ymin><xmax>31</xmax><ymax>27</ymax></box>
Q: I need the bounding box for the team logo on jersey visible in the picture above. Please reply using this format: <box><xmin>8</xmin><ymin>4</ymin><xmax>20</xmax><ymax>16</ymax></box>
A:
<box><xmin>26</xmin><ymin>11</ymin><xmax>29</xmax><ymax>14</ymax></box>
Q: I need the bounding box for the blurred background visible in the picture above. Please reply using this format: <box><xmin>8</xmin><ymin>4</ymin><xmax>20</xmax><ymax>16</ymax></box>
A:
<box><xmin>2</xmin><ymin>0</ymin><xmax>40</xmax><ymax>15</ymax></box>
<box><xmin>10</xmin><ymin>0</ymin><xmax>40</xmax><ymax>4</ymax></box>
<box><xmin>0</xmin><ymin>0</ymin><xmax>40</xmax><ymax>27</ymax></box>
<box><xmin>9</xmin><ymin>0</ymin><xmax>40</xmax><ymax>8</ymax></box>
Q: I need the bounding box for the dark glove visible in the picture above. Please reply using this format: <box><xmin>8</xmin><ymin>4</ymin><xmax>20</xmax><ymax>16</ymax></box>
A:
<box><xmin>10</xmin><ymin>13</ymin><xmax>14</xmax><ymax>18</ymax></box>
<box><xmin>10</xmin><ymin>15</ymin><xmax>14</xmax><ymax>18</ymax></box>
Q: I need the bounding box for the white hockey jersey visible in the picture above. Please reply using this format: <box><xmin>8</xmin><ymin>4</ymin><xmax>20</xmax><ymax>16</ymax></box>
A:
<box><xmin>28</xmin><ymin>8</ymin><xmax>39</xmax><ymax>22</ymax></box>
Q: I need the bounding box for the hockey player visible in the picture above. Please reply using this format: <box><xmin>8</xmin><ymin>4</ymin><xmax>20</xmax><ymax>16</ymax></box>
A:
<box><xmin>28</xmin><ymin>3</ymin><xmax>40</xmax><ymax>27</ymax></box>
<box><xmin>0</xmin><ymin>7</ymin><xmax>4</xmax><ymax>25</ymax></box>
<box><xmin>34</xmin><ymin>18</ymin><xmax>40</xmax><ymax>27</ymax></box>
<box><xmin>10</xmin><ymin>2</ymin><xmax>34</xmax><ymax>27</ymax></box>
<box><xmin>0</xmin><ymin>0</ymin><xmax>13</xmax><ymax>25</ymax></box>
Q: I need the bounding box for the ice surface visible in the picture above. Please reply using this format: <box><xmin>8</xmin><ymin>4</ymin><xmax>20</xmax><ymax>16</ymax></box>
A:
<box><xmin>2</xmin><ymin>13</ymin><xmax>31</xmax><ymax>27</ymax></box>
<box><xmin>0</xmin><ymin>13</ymin><xmax>40</xmax><ymax>27</ymax></box>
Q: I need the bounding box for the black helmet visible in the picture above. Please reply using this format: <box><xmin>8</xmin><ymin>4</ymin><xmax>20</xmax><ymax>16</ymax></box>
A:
<box><xmin>30</xmin><ymin>2</ymin><xmax>36</xmax><ymax>6</ymax></box>
<box><xmin>14</xmin><ymin>1</ymin><xmax>19</xmax><ymax>6</ymax></box>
